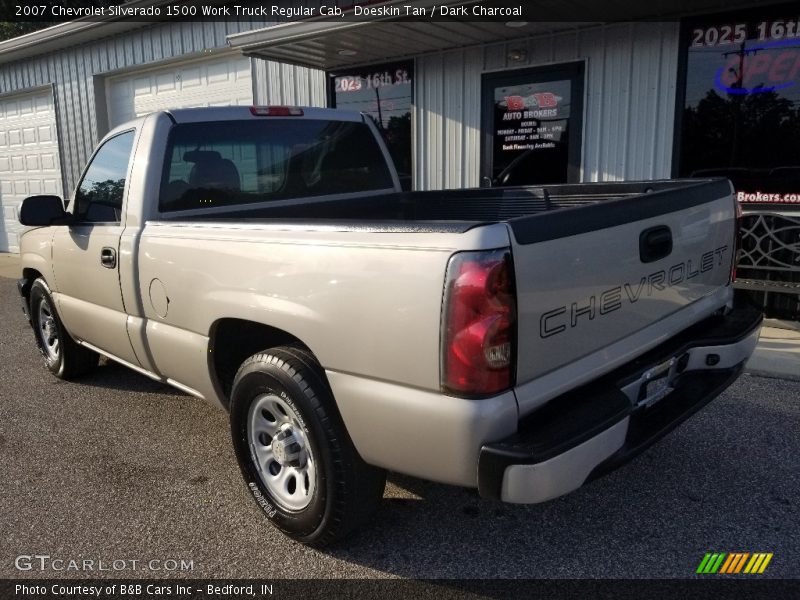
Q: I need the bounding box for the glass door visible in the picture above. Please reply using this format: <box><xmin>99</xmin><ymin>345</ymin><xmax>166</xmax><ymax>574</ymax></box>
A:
<box><xmin>481</xmin><ymin>62</ymin><xmax>584</xmax><ymax>186</ymax></box>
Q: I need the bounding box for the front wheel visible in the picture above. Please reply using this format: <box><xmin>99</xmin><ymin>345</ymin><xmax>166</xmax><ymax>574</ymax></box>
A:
<box><xmin>229</xmin><ymin>346</ymin><xmax>385</xmax><ymax>546</ymax></box>
<box><xmin>29</xmin><ymin>279</ymin><xmax>98</xmax><ymax>379</ymax></box>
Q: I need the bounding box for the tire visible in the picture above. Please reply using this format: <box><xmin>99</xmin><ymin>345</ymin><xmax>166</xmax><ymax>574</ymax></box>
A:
<box><xmin>229</xmin><ymin>346</ymin><xmax>386</xmax><ymax>546</ymax></box>
<box><xmin>29</xmin><ymin>279</ymin><xmax>99</xmax><ymax>379</ymax></box>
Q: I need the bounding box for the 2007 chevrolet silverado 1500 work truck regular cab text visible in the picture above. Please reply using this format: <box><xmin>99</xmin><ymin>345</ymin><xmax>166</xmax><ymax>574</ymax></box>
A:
<box><xmin>16</xmin><ymin>107</ymin><xmax>762</xmax><ymax>545</ymax></box>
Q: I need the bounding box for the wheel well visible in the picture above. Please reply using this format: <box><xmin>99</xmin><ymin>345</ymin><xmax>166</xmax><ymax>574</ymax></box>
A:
<box><xmin>210</xmin><ymin>318</ymin><xmax>311</xmax><ymax>409</ymax></box>
<box><xmin>22</xmin><ymin>268</ymin><xmax>43</xmax><ymax>280</ymax></box>
<box><xmin>21</xmin><ymin>268</ymin><xmax>44</xmax><ymax>304</ymax></box>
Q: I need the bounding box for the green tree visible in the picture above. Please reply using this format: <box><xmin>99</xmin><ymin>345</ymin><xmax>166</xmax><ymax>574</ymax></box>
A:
<box><xmin>0</xmin><ymin>0</ymin><xmax>118</xmax><ymax>41</ymax></box>
<box><xmin>681</xmin><ymin>89</ymin><xmax>799</xmax><ymax>175</ymax></box>
<box><xmin>0</xmin><ymin>22</ymin><xmax>53</xmax><ymax>41</ymax></box>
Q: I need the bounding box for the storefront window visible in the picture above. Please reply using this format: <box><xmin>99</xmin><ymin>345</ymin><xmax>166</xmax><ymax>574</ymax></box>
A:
<box><xmin>481</xmin><ymin>62</ymin><xmax>584</xmax><ymax>186</ymax></box>
<box><xmin>329</xmin><ymin>61</ymin><xmax>413</xmax><ymax>190</ymax></box>
<box><xmin>678</xmin><ymin>6</ymin><xmax>800</xmax><ymax>207</ymax></box>
<box><xmin>678</xmin><ymin>4</ymin><xmax>800</xmax><ymax>320</ymax></box>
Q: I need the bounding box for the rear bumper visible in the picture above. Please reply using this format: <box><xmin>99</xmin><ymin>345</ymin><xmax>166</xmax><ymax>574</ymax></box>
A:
<box><xmin>478</xmin><ymin>303</ymin><xmax>763</xmax><ymax>503</ymax></box>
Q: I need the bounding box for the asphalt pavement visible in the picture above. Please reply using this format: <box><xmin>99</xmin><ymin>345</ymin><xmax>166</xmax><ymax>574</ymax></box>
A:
<box><xmin>0</xmin><ymin>275</ymin><xmax>797</xmax><ymax>580</ymax></box>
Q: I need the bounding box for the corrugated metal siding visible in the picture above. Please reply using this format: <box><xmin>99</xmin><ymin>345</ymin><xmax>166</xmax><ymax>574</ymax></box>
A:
<box><xmin>252</xmin><ymin>59</ymin><xmax>327</xmax><ymax>107</ymax></box>
<box><xmin>0</xmin><ymin>20</ymin><xmax>678</xmax><ymax>195</ymax></box>
<box><xmin>0</xmin><ymin>20</ymin><xmax>326</xmax><ymax>194</ymax></box>
<box><xmin>414</xmin><ymin>22</ymin><xmax>679</xmax><ymax>190</ymax></box>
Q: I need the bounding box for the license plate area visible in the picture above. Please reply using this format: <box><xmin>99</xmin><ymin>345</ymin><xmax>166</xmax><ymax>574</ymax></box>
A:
<box><xmin>637</xmin><ymin>357</ymin><xmax>677</xmax><ymax>409</ymax></box>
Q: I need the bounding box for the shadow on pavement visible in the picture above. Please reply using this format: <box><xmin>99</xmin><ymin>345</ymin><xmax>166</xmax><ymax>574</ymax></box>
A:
<box><xmin>72</xmin><ymin>359</ymin><xmax>184</xmax><ymax>396</ymax></box>
<box><xmin>320</xmin><ymin>387</ymin><xmax>797</xmax><ymax>579</ymax></box>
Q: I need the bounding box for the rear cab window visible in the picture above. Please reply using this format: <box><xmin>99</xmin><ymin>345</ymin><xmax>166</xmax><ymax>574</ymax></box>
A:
<box><xmin>159</xmin><ymin>119</ymin><xmax>394</xmax><ymax>212</ymax></box>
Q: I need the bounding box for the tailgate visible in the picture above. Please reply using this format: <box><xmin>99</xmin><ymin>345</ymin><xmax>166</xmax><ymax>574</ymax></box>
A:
<box><xmin>509</xmin><ymin>179</ymin><xmax>737</xmax><ymax>404</ymax></box>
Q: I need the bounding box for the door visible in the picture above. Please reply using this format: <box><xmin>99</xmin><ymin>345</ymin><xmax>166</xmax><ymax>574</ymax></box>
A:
<box><xmin>0</xmin><ymin>89</ymin><xmax>64</xmax><ymax>252</ymax></box>
<box><xmin>106</xmin><ymin>55</ymin><xmax>253</xmax><ymax>128</ymax></box>
<box><xmin>52</xmin><ymin>130</ymin><xmax>140</xmax><ymax>365</ymax></box>
<box><xmin>481</xmin><ymin>62</ymin><xmax>584</xmax><ymax>186</ymax></box>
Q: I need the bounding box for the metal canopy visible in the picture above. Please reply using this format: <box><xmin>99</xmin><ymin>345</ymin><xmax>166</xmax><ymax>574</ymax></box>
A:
<box><xmin>229</xmin><ymin>20</ymin><xmax>593</xmax><ymax>70</ymax></box>
<box><xmin>227</xmin><ymin>0</ymin><xmax>788</xmax><ymax>70</ymax></box>
<box><xmin>228</xmin><ymin>21</ymin><xmax>588</xmax><ymax>70</ymax></box>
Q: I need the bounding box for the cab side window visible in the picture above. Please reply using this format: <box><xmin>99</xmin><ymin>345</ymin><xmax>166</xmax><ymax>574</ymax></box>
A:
<box><xmin>74</xmin><ymin>131</ymin><xmax>135</xmax><ymax>223</ymax></box>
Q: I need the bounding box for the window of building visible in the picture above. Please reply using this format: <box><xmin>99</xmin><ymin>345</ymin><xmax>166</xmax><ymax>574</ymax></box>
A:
<box><xmin>328</xmin><ymin>61</ymin><xmax>413</xmax><ymax>190</ymax></box>
<box><xmin>677</xmin><ymin>4</ymin><xmax>800</xmax><ymax>320</ymax></box>
<box><xmin>677</xmin><ymin>4</ymin><xmax>800</xmax><ymax>208</ymax></box>
<box><xmin>159</xmin><ymin>119</ymin><xmax>394</xmax><ymax>212</ymax></box>
<box><xmin>74</xmin><ymin>131</ymin><xmax>135</xmax><ymax>223</ymax></box>
<box><xmin>481</xmin><ymin>62</ymin><xmax>584</xmax><ymax>186</ymax></box>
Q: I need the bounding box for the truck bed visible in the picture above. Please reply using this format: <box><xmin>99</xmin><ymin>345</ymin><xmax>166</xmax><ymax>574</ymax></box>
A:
<box><xmin>159</xmin><ymin>179</ymin><xmax>731</xmax><ymax>241</ymax></box>
<box><xmin>147</xmin><ymin>176</ymin><xmax>736</xmax><ymax>401</ymax></box>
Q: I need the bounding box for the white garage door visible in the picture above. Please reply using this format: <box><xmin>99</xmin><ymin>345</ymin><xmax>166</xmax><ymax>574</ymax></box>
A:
<box><xmin>0</xmin><ymin>89</ymin><xmax>63</xmax><ymax>253</ymax></box>
<box><xmin>107</xmin><ymin>54</ymin><xmax>253</xmax><ymax>128</ymax></box>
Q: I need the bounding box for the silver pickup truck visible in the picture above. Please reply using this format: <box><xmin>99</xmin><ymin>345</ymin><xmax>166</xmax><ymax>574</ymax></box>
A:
<box><xmin>17</xmin><ymin>106</ymin><xmax>762</xmax><ymax>546</ymax></box>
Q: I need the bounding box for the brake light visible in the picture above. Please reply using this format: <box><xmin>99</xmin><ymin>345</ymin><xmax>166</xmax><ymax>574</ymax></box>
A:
<box><xmin>441</xmin><ymin>249</ymin><xmax>516</xmax><ymax>396</ymax></box>
<box><xmin>249</xmin><ymin>106</ymin><xmax>304</xmax><ymax>117</ymax></box>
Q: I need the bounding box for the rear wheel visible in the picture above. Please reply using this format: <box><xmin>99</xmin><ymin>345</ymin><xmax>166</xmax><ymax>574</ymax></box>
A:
<box><xmin>29</xmin><ymin>279</ymin><xmax>99</xmax><ymax>379</ymax></box>
<box><xmin>230</xmin><ymin>346</ymin><xmax>385</xmax><ymax>546</ymax></box>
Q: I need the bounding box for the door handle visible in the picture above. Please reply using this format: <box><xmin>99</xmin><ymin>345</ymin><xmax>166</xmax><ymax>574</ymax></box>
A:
<box><xmin>100</xmin><ymin>247</ymin><xmax>117</xmax><ymax>269</ymax></box>
<box><xmin>639</xmin><ymin>226</ymin><xmax>672</xmax><ymax>263</ymax></box>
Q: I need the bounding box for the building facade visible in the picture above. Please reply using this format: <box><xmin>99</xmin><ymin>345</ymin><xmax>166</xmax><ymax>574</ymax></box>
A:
<box><xmin>0</xmin><ymin>17</ymin><xmax>327</xmax><ymax>253</ymax></box>
<box><xmin>1</xmin><ymin>1</ymin><xmax>797</xmax><ymax>316</ymax></box>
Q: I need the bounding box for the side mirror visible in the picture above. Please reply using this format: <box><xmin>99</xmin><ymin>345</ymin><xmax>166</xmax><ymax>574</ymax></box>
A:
<box><xmin>19</xmin><ymin>195</ymin><xmax>72</xmax><ymax>226</ymax></box>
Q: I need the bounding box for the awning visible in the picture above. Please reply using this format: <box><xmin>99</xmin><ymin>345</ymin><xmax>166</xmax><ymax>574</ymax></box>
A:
<box><xmin>227</xmin><ymin>0</ymin><xmax>787</xmax><ymax>71</ymax></box>
<box><xmin>228</xmin><ymin>19</ymin><xmax>589</xmax><ymax>70</ymax></box>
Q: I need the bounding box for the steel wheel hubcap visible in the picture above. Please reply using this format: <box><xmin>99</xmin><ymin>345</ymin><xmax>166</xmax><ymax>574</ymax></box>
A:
<box><xmin>38</xmin><ymin>300</ymin><xmax>60</xmax><ymax>362</ymax></box>
<box><xmin>248</xmin><ymin>393</ymin><xmax>316</xmax><ymax>511</ymax></box>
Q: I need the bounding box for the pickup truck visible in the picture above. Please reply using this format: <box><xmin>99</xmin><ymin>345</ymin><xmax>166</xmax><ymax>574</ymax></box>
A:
<box><xmin>17</xmin><ymin>106</ymin><xmax>762</xmax><ymax>546</ymax></box>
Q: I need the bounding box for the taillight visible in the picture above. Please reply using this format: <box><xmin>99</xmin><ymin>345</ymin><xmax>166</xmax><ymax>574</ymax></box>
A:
<box><xmin>249</xmin><ymin>106</ymin><xmax>304</xmax><ymax>117</ymax></box>
<box><xmin>441</xmin><ymin>249</ymin><xmax>516</xmax><ymax>396</ymax></box>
